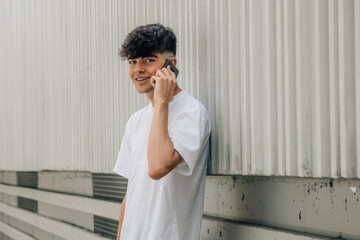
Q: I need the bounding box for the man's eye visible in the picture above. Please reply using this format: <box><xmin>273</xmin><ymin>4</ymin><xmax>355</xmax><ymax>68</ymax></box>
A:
<box><xmin>128</xmin><ymin>60</ymin><xmax>136</xmax><ymax>64</ymax></box>
<box><xmin>145</xmin><ymin>59</ymin><xmax>154</xmax><ymax>63</ymax></box>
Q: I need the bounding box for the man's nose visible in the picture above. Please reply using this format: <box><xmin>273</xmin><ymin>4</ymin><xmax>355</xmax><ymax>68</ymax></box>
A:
<box><xmin>134</xmin><ymin>62</ymin><xmax>145</xmax><ymax>73</ymax></box>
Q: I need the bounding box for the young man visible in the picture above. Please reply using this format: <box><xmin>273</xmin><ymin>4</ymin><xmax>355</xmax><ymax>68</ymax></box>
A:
<box><xmin>113</xmin><ymin>23</ymin><xmax>211</xmax><ymax>240</ymax></box>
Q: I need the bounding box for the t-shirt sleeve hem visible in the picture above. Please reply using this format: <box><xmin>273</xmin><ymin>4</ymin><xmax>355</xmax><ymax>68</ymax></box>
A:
<box><xmin>173</xmin><ymin>141</ymin><xmax>193</xmax><ymax>176</ymax></box>
<box><xmin>113</xmin><ymin>166</ymin><xmax>129</xmax><ymax>179</ymax></box>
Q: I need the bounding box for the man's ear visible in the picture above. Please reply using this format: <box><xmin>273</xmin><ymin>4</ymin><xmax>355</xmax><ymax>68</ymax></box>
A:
<box><xmin>169</xmin><ymin>57</ymin><xmax>177</xmax><ymax>66</ymax></box>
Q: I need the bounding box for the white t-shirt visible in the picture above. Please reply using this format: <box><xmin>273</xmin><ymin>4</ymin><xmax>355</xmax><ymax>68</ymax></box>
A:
<box><xmin>113</xmin><ymin>90</ymin><xmax>211</xmax><ymax>240</ymax></box>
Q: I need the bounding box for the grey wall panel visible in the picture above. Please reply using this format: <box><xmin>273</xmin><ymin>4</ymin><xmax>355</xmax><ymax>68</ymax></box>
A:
<box><xmin>0</xmin><ymin>0</ymin><xmax>359</xmax><ymax>178</ymax></box>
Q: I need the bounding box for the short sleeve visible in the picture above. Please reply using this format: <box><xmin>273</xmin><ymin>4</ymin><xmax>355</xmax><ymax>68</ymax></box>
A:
<box><xmin>169</xmin><ymin>105</ymin><xmax>210</xmax><ymax>176</ymax></box>
<box><xmin>113</xmin><ymin>122</ymin><xmax>132</xmax><ymax>179</ymax></box>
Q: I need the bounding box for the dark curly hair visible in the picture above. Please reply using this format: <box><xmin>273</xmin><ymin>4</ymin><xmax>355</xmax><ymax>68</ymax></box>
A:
<box><xmin>119</xmin><ymin>23</ymin><xmax>177</xmax><ymax>59</ymax></box>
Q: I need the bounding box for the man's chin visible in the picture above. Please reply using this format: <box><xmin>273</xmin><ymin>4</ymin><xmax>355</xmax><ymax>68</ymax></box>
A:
<box><xmin>136</xmin><ymin>87</ymin><xmax>154</xmax><ymax>94</ymax></box>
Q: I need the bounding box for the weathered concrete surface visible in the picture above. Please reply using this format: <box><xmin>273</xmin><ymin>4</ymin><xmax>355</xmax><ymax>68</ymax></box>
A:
<box><xmin>0</xmin><ymin>193</ymin><xmax>17</xmax><ymax>207</ymax></box>
<box><xmin>0</xmin><ymin>232</ymin><xmax>13</xmax><ymax>240</ymax></box>
<box><xmin>0</xmin><ymin>172</ymin><xmax>17</xmax><ymax>185</ymax></box>
<box><xmin>38</xmin><ymin>201</ymin><xmax>94</xmax><ymax>231</ymax></box>
<box><xmin>204</xmin><ymin>176</ymin><xmax>360</xmax><ymax>239</ymax></box>
<box><xmin>201</xmin><ymin>216</ymin><xmax>334</xmax><ymax>240</ymax></box>
<box><xmin>1</xmin><ymin>213</ymin><xmax>66</xmax><ymax>240</ymax></box>
<box><xmin>0</xmin><ymin>202</ymin><xmax>105</xmax><ymax>239</ymax></box>
<box><xmin>38</xmin><ymin>171</ymin><xmax>93</xmax><ymax>196</ymax></box>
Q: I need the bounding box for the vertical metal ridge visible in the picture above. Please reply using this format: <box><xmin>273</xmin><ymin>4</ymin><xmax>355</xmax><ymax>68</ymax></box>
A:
<box><xmin>95</xmin><ymin>0</ymin><xmax>101</xmax><ymax>171</ymax></box>
<box><xmin>283</xmin><ymin>0</ymin><xmax>291</xmax><ymax>175</ymax></box>
<box><xmin>228</xmin><ymin>0</ymin><xmax>241</xmax><ymax>173</ymax></box>
<box><xmin>205</xmin><ymin>0</ymin><xmax>217</xmax><ymax>173</ymax></box>
<box><xmin>195</xmin><ymin>0</ymin><xmax>200</xmax><ymax>100</ymax></box>
<box><xmin>355</xmin><ymin>0</ymin><xmax>360</xmax><ymax>178</ymax></box>
<box><xmin>338</xmin><ymin>0</ymin><xmax>347</xmax><ymax>177</ymax></box>
<box><xmin>276</xmin><ymin>0</ymin><xmax>284</xmax><ymax>175</ymax></box>
<box><xmin>328</xmin><ymin>0</ymin><xmax>338</xmax><ymax>178</ymax></box>
<box><xmin>262</xmin><ymin>0</ymin><xmax>271</xmax><ymax>175</ymax></box>
<box><xmin>240</xmin><ymin>0</ymin><xmax>249</xmax><ymax>175</ymax></box>
<box><xmin>189</xmin><ymin>0</ymin><xmax>196</xmax><ymax>98</ymax></box>
<box><xmin>313</xmin><ymin>0</ymin><xmax>322</xmax><ymax>177</ymax></box>
<box><xmin>211</xmin><ymin>0</ymin><xmax>220</xmax><ymax>172</ymax></box>
<box><xmin>113</xmin><ymin>0</ymin><xmax>119</xmax><ymax>173</ymax></box>
<box><xmin>205</xmin><ymin>0</ymin><xmax>216</xmax><ymax>173</ymax></box>
<box><xmin>220</xmin><ymin>0</ymin><xmax>230</xmax><ymax>173</ymax></box>
<box><xmin>77</xmin><ymin>0</ymin><xmax>83</xmax><ymax>170</ymax></box>
<box><xmin>248</xmin><ymin>0</ymin><xmax>255</xmax><ymax>174</ymax></box>
<box><xmin>214</xmin><ymin>0</ymin><xmax>223</xmax><ymax>172</ymax></box>
<box><xmin>0</xmin><ymin>2</ymin><xmax>6</xmax><ymax>169</ymax></box>
<box><xmin>184</xmin><ymin>0</ymin><xmax>190</xmax><ymax>90</ymax></box>
<box><xmin>295</xmin><ymin>0</ymin><xmax>303</xmax><ymax>176</ymax></box>
<box><xmin>110</xmin><ymin>0</ymin><xmax>117</xmax><ymax>172</ymax></box>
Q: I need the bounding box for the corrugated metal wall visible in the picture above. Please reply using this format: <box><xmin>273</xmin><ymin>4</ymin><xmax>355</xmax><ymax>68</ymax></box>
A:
<box><xmin>0</xmin><ymin>0</ymin><xmax>359</xmax><ymax>178</ymax></box>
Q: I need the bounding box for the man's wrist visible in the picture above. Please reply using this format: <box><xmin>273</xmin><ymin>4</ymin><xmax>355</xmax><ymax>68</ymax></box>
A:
<box><xmin>154</xmin><ymin>99</ymin><xmax>169</xmax><ymax>108</ymax></box>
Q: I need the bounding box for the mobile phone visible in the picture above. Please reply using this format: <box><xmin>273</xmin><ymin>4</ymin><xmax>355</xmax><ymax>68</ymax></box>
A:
<box><xmin>164</xmin><ymin>59</ymin><xmax>179</xmax><ymax>78</ymax></box>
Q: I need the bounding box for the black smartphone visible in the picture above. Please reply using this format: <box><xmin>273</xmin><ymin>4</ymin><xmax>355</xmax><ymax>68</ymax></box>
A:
<box><xmin>164</xmin><ymin>59</ymin><xmax>179</xmax><ymax>78</ymax></box>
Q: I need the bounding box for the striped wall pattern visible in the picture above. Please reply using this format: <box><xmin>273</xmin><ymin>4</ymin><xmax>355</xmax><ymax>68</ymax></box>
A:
<box><xmin>0</xmin><ymin>0</ymin><xmax>359</xmax><ymax>178</ymax></box>
<box><xmin>92</xmin><ymin>173</ymin><xmax>127</xmax><ymax>202</ymax></box>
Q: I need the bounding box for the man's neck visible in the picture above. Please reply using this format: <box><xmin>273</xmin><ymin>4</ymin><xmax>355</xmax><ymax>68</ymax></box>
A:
<box><xmin>147</xmin><ymin>86</ymin><xmax>182</xmax><ymax>107</ymax></box>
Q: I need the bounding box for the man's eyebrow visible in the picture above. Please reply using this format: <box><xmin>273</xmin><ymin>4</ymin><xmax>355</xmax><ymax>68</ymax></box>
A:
<box><xmin>127</xmin><ymin>55</ymin><xmax>158</xmax><ymax>60</ymax></box>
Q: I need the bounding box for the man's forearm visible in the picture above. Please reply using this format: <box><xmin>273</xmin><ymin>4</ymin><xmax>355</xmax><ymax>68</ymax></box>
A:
<box><xmin>147</xmin><ymin>103</ymin><xmax>181</xmax><ymax>179</ymax></box>
<box><xmin>117</xmin><ymin>194</ymin><xmax>127</xmax><ymax>240</ymax></box>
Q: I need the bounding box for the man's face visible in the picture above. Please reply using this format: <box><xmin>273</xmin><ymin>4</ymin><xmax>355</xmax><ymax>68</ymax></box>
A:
<box><xmin>127</xmin><ymin>53</ymin><xmax>167</xmax><ymax>94</ymax></box>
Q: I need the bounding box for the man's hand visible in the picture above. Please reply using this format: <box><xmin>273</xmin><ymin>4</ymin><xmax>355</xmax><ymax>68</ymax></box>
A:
<box><xmin>150</xmin><ymin>66</ymin><xmax>177</xmax><ymax>106</ymax></box>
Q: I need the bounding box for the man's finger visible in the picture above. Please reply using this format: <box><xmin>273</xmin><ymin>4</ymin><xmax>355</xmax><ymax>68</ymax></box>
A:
<box><xmin>151</xmin><ymin>76</ymin><xmax>161</xmax><ymax>87</ymax></box>
<box><xmin>162</xmin><ymin>66</ymin><xmax>173</xmax><ymax>81</ymax></box>
<box><xmin>156</xmin><ymin>68</ymin><xmax>166</xmax><ymax>78</ymax></box>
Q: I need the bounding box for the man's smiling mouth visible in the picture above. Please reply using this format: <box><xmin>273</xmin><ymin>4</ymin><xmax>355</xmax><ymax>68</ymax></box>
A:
<box><xmin>135</xmin><ymin>76</ymin><xmax>151</xmax><ymax>81</ymax></box>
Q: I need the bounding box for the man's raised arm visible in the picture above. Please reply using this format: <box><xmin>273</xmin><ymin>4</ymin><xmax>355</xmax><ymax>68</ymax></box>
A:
<box><xmin>147</xmin><ymin>66</ymin><xmax>182</xmax><ymax>180</ymax></box>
